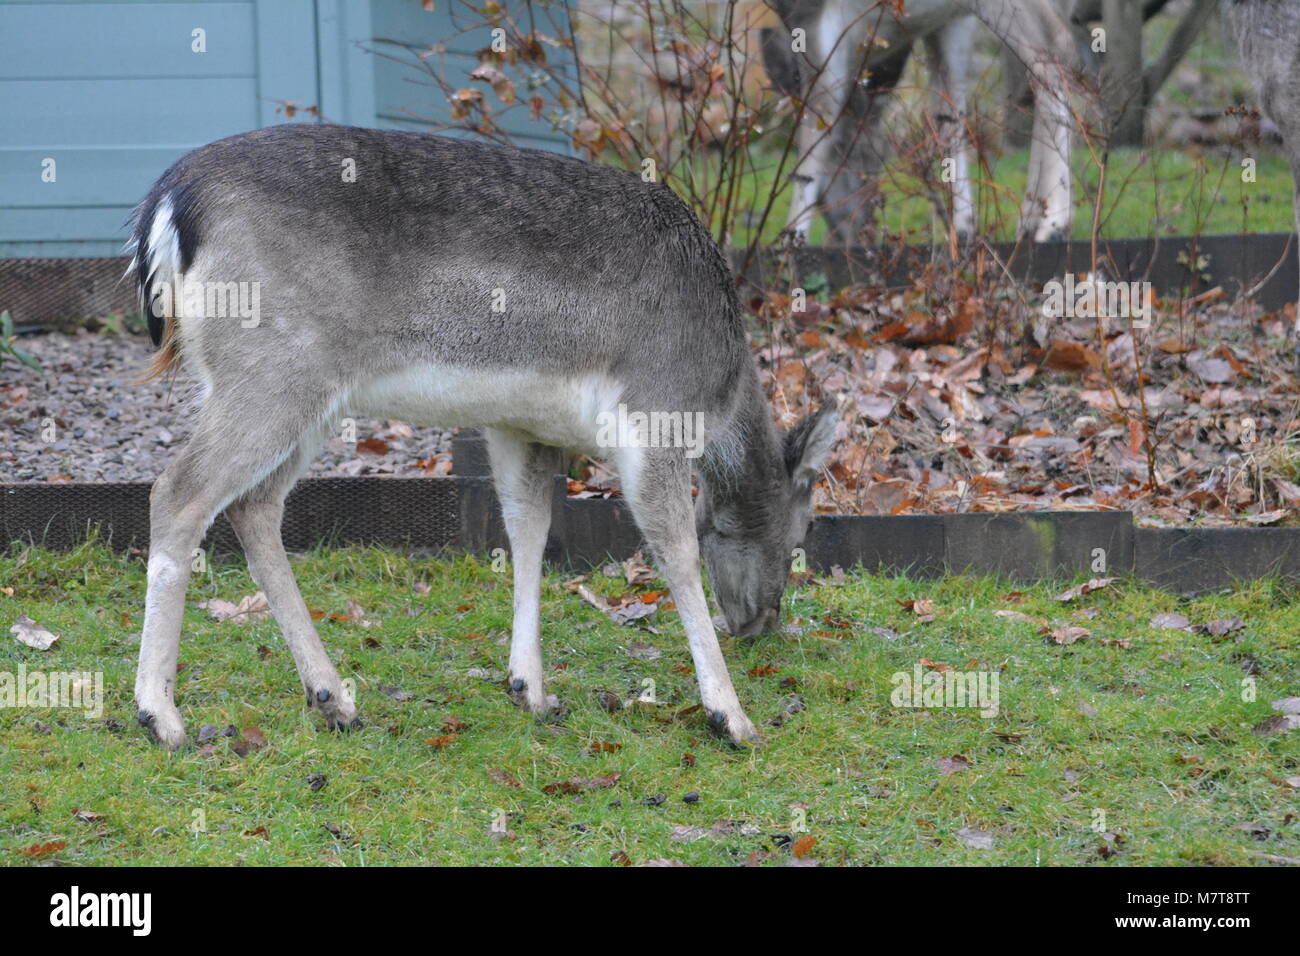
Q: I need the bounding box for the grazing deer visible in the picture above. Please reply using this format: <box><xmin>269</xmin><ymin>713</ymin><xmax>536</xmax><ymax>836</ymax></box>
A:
<box><xmin>1225</xmin><ymin>0</ymin><xmax>1300</xmax><ymax>314</ymax></box>
<box><xmin>760</xmin><ymin>0</ymin><xmax>1077</xmax><ymax>243</ymax></box>
<box><xmin>128</xmin><ymin>124</ymin><xmax>839</xmax><ymax>750</ymax></box>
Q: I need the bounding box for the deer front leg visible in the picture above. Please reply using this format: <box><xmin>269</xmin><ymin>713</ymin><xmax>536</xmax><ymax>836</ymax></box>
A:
<box><xmin>486</xmin><ymin>429</ymin><xmax>562</xmax><ymax>716</ymax></box>
<box><xmin>618</xmin><ymin>447</ymin><xmax>761</xmax><ymax>747</ymax></box>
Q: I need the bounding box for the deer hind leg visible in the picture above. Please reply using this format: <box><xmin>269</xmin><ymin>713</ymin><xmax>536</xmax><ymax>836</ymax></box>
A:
<box><xmin>785</xmin><ymin>1</ymin><xmax>855</xmax><ymax>238</ymax></box>
<box><xmin>1007</xmin><ymin>1</ymin><xmax>1073</xmax><ymax>241</ymax></box>
<box><xmin>1021</xmin><ymin>67</ymin><xmax>1072</xmax><ymax>242</ymax></box>
<box><xmin>925</xmin><ymin>17</ymin><xmax>977</xmax><ymax>240</ymax></box>
<box><xmin>225</xmin><ymin>431</ymin><xmax>360</xmax><ymax>733</ymax></box>
<box><xmin>135</xmin><ymin>392</ymin><xmax>334</xmax><ymax>749</ymax></box>
<box><xmin>486</xmin><ymin>429</ymin><xmax>565</xmax><ymax>716</ymax></box>
<box><xmin>966</xmin><ymin>0</ymin><xmax>1073</xmax><ymax>241</ymax></box>
<box><xmin>818</xmin><ymin>46</ymin><xmax>908</xmax><ymax>245</ymax></box>
<box><xmin>616</xmin><ymin>446</ymin><xmax>760</xmax><ymax>747</ymax></box>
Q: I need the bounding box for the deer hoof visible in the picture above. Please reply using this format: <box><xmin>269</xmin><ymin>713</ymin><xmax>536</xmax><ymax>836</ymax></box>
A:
<box><xmin>507</xmin><ymin>675</ymin><xmax>554</xmax><ymax>716</ymax></box>
<box><xmin>137</xmin><ymin>704</ymin><xmax>187</xmax><ymax>751</ymax></box>
<box><xmin>707</xmin><ymin>709</ymin><xmax>763</xmax><ymax>748</ymax></box>
<box><xmin>309</xmin><ymin>685</ymin><xmax>360</xmax><ymax>732</ymax></box>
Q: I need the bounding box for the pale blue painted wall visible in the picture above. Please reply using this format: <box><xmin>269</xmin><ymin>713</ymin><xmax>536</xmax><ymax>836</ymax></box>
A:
<box><xmin>0</xmin><ymin>0</ymin><xmax>570</xmax><ymax>258</ymax></box>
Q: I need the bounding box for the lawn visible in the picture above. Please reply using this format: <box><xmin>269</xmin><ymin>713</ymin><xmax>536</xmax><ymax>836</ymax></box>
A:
<box><xmin>2</xmin><ymin>542</ymin><xmax>1298</xmax><ymax>866</ymax></box>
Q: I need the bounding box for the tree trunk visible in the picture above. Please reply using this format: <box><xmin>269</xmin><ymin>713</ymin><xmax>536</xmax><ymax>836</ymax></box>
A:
<box><xmin>1100</xmin><ymin>0</ymin><xmax>1146</xmax><ymax>146</ymax></box>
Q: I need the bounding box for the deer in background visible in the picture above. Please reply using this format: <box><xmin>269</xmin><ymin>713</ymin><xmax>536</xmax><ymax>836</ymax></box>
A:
<box><xmin>128</xmin><ymin>124</ymin><xmax>840</xmax><ymax>750</ymax></box>
<box><xmin>1226</xmin><ymin>0</ymin><xmax>1300</xmax><ymax>314</ymax></box>
<box><xmin>757</xmin><ymin>0</ymin><xmax>1078</xmax><ymax>243</ymax></box>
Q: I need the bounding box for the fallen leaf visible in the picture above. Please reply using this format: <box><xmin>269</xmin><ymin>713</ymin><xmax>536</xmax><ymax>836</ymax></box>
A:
<box><xmin>791</xmin><ymin>835</ymin><xmax>817</xmax><ymax>858</ymax></box>
<box><xmin>1202</xmin><ymin>617</ymin><xmax>1246</xmax><ymax>637</ymax></box>
<box><xmin>622</xmin><ymin>552</ymin><xmax>656</xmax><ymax>586</ymax></box>
<box><xmin>11</xmin><ymin>614</ymin><xmax>59</xmax><ymax>650</ymax></box>
<box><xmin>1051</xmin><ymin>626</ymin><xmax>1091</xmax><ymax>645</ymax></box>
<box><xmin>956</xmin><ymin>826</ymin><xmax>995</xmax><ymax>850</ymax></box>
<box><xmin>1055</xmin><ymin>578</ymin><xmax>1115</xmax><ymax>602</ymax></box>
<box><xmin>18</xmin><ymin>840</ymin><xmax>66</xmax><ymax>858</ymax></box>
<box><xmin>609</xmin><ymin>600</ymin><xmax>658</xmax><ymax>626</ymax></box>
<box><xmin>1043</xmin><ymin>340</ymin><xmax>1099</xmax><ymax>372</ymax></box>
<box><xmin>936</xmin><ymin>755</ymin><xmax>971</xmax><ymax>775</ymax></box>
<box><xmin>1150</xmin><ymin>612</ymin><xmax>1190</xmax><ymax>630</ymax></box>
<box><xmin>1231</xmin><ymin>821</ymin><xmax>1273</xmax><ymax>841</ymax></box>
<box><xmin>1246</xmin><ymin>509</ymin><xmax>1288</xmax><ymax>525</ymax></box>
<box><xmin>342</xmin><ymin>598</ymin><xmax>381</xmax><ymax>628</ymax></box>
<box><xmin>626</xmin><ymin>641</ymin><xmax>662</xmax><ymax>661</ymax></box>
<box><xmin>198</xmin><ymin>592</ymin><xmax>271</xmax><ymax>624</ymax></box>
<box><xmin>1190</xmin><ymin>356</ymin><xmax>1234</xmax><ymax>384</ymax></box>
<box><xmin>488</xmin><ymin>768</ymin><xmax>522</xmax><ymax>789</ymax></box>
<box><xmin>542</xmin><ymin>773</ymin><xmax>621</xmax><ymax>795</ymax></box>
<box><xmin>897</xmin><ymin>598</ymin><xmax>936</xmax><ymax>623</ymax></box>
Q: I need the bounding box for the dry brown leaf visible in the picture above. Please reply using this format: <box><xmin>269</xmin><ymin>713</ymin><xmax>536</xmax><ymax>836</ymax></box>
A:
<box><xmin>1054</xmin><ymin>578</ymin><xmax>1116</xmax><ymax>602</ymax></box>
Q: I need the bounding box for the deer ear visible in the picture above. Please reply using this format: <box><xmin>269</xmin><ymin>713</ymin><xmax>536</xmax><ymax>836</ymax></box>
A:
<box><xmin>784</xmin><ymin>401</ymin><xmax>840</xmax><ymax>489</ymax></box>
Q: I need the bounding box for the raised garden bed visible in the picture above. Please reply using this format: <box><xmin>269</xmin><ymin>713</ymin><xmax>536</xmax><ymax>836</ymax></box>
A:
<box><xmin>5</xmin><ymin>467</ymin><xmax>1300</xmax><ymax>594</ymax></box>
<box><xmin>4</xmin><ymin>236</ymin><xmax>1300</xmax><ymax>592</ymax></box>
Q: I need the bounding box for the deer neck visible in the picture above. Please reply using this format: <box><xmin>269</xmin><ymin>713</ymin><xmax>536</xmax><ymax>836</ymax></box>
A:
<box><xmin>699</xmin><ymin>365</ymin><xmax>785</xmax><ymax>526</ymax></box>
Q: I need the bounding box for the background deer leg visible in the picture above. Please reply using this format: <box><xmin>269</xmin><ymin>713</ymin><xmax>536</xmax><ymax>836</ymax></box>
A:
<box><xmin>1226</xmin><ymin>0</ymin><xmax>1300</xmax><ymax>327</ymax></box>
<box><xmin>969</xmin><ymin>0</ymin><xmax>1075</xmax><ymax>241</ymax></box>
<box><xmin>925</xmin><ymin>16</ymin><xmax>977</xmax><ymax>240</ymax></box>
<box><xmin>785</xmin><ymin>0</ymin><xmax>854</xmax><ymax>238</ymax></box>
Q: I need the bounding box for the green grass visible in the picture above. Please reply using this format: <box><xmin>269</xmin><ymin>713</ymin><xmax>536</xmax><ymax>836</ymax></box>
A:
<box><xmin>2</xmin><ymin>542</ymin><xmax>1298</xmax><ymax>866</ymax></box>
<box><xmin>676</xmin><ymin>145</ymin><xmax>1296</xmax><ymax>247</ymax></box>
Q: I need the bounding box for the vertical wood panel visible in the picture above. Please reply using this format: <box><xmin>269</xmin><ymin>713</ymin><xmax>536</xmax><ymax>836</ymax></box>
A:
<box><xmin>253</xmin><ymin>0</ymin><xmax>320</xmax><ymax>127</ymax></box>
<box><xmin>316</xmin><ymin>0</ymin><xmax>376</xmax><ymax>126</ymax></box>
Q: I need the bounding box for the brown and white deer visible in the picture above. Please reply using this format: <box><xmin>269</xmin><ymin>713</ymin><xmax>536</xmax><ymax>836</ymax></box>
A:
<box><xmin>128</xmin><ymin>124</ymin><xmax>839</xmax><ymax>750</ymax></box>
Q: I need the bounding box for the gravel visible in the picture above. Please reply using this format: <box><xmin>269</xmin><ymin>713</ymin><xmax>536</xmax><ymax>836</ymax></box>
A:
<box><xmin>0</xmin><ymin>330</ymin><xmax>453</xmax><ymax>483</ymax></box>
